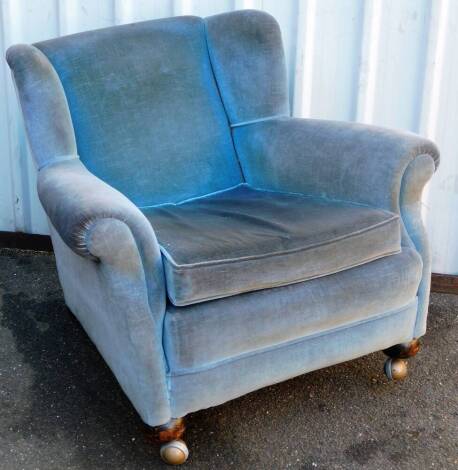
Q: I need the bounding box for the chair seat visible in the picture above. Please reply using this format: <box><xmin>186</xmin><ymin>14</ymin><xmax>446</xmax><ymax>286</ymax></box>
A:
<box><xmin>143</xmin><ymin>184</ymin><xmax>401</xmax><ymax>306</ymax></box>
<box><xmin>164</xmin><ymin>248</ymin><xmax>421</xmax><ymax>372</ymax></box>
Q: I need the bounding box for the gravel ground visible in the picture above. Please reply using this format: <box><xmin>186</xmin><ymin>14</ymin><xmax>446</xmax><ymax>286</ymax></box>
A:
<box><xmin>0</xmin><ymin>248</ymin><xmax>457</xmax><ymax>470</ymax></box>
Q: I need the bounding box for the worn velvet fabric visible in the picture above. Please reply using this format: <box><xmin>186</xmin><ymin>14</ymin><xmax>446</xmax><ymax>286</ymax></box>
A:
<box><xmin>231</xmin><ymin>117</ymin><xmax>439</xmax><ymax>336</ymax></box>
<box><xmin>5</xmin><ymin>44</ymin><xmax>77</xmax><ymax>170</ymax></box>
<box><xmin>205</xmin><ymin>10</ymin><xmax>289</xmax><ymax>125</ymax></box>
<box><xmin>144</xmin><ymin>184</ymin><xmax>401</xmax><ymax>306</ymax></box>
<box><xmin>48</xmin><ymin>216</ymin><xmax>170</xmax><ymax>425</ymax></box>
<box><xmin>6</xmin><ymin>9</ymin><xmax>439</xmax><ymax>427</ymax></box>
<box><xmin>170</xmin><ymin>300</ymin><xmax>418</xmax><ymax>417</ymax></box>
<box><xmin>35</xmin><ymin>17</ymin><xmax>243</xmax><ymax>206</ymax></box>
<box><xmin>165</xmin><ymin>248</ymin><xmax>421</xmax><ymax>371</ymax></box>
<box><xmin>399</xmin><ymin>155</ymin><xmax>436</xmax><ymax>336</ymax></box>
<box><xmin>231</xmin><ymin>117</ymin><xmax>439</xmax><ymax>210</ymax></box>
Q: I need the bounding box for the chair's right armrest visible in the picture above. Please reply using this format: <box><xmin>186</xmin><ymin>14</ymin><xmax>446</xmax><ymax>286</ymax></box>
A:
<box><xmin>233</xmin><ymin>117</ymin><xmax>439</xmax><ymax>212</ymax></box>
<box><xmin>8</xmin><ymin>42</ymin><xmax>171</xmax><ymax>426</ymax></box>
<box><xmin>38</xmin><ymin>159</ymin><xmax>166</xmax><ymax>313</ymax></box>
<box><xmin>40</xmin><ymin>159</ymin><xmax>171</xmax><ymax>426</ymax></box>
<box><xmin>39</xmin><ymin>159</ymin><xmax>156</xmax><ymax>259</ymax></box>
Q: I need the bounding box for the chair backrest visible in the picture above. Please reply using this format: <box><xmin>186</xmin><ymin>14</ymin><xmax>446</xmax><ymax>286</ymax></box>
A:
<box><xmin>12</xmin><ymin>11</ymin><xmax>289</xmax><ymax>207</ymax></box>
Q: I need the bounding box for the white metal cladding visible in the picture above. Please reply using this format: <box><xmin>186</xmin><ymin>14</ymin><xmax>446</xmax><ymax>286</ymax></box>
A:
<box><xmin>0</xmin><ymin>0</ymin><xmax>456</xmax><ymax>274</ymax></box>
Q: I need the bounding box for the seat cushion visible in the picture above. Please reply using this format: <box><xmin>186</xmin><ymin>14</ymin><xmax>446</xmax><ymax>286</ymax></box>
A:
<box><xmin>143</xmin><ymin>184</ymin><xmax>401</xmax><ymax>306</ymax></box>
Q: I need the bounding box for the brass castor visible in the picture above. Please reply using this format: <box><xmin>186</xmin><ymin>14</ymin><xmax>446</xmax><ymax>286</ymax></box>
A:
<box><xmin>160</xmin><ymin>439</ymin><xmax>189</xmax><ymax>465</ymax></box>
<box><xmin>146</xmin><ymin>417</ymin><xmax>189</xmax><ymax>465</ymax></box>
<box><xmin>383</xmin><ymin>338</ymin><xmax>421</xmax><ymax>359</ymax></box>
<box><xmin>384</xmin><ymin>357</ymin><xmax>408</xmax><ymax>380</ymax></box>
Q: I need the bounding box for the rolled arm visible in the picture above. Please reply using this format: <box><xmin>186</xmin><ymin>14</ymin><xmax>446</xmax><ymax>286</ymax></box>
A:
<box><xmin>8</xmin><ymin>44</ymin><xmax>171</xmax><ymax>425</ymax></box>
<box><xmin>38</xmin><ymin>158</ymin><xmax>166</xmax><ymax>314</ymax></box>
<box><xmin>39</xmin><ymin>159</ymin><xmax>171</xmax><ymax>425</ymax></box>
<box><xmin>39</xmin><ymin>159</ymin><xmax>155</xmax><ymax>256</ymax></box>
<box><xmin>233</xmin><ymin>117</ymin><xmax>439</xmax><ymax>212</ymax></box>
<box><xmin>234</xmin><ymin>117</ymin><xmax>439</xmax><ymax>337</ymax></box>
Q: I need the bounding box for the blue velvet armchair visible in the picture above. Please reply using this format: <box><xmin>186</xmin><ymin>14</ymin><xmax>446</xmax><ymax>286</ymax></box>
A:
<box><xmin>7</xmin><ymin>10</ymin><xmax>439</xmax><ymax>465</ymax></box>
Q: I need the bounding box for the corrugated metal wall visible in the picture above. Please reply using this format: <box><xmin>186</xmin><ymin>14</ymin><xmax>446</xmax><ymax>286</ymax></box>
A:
<box><xmin>0</xmin><ymin>0</ymin><xmax>456</xmax><ymax>273</ymax></box>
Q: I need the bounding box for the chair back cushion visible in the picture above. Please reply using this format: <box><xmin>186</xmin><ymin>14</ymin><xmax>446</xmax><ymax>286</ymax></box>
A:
<box><xmin>35</xmin><ymin>17</ymin><xmax>243</xmax><ymax>206</ymax></box>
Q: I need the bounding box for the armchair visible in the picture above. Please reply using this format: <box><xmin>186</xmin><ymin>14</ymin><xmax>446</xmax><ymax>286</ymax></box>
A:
<box><xmin>7</xmin><ymin>10</ymin><xmax>438</xmax><ymax>465</ymax></box>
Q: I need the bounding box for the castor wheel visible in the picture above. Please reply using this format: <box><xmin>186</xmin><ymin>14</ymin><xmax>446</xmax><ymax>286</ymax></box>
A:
<box><xmin>160</xmin><ymin>439</ymin><xmax>189</xmax><ymax>465</ymax></box>
<box><xmin>384</xmin><ymin>357</ymin><xmax>408</xmax><ymax>380</ymax></box>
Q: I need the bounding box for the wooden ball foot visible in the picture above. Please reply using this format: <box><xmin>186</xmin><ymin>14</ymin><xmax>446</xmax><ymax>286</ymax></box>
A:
<box><xmin>160</xmin><ymin>439</ymin><xmax>189</xmax><ymax>465</ymax></box>
<box><xmin>145</xmin><ymin>417</ymin><xmax>189</xmax><ymax>465</ymax></box>
<box><xmin>384</xmin><ymin>357</ymin><xmax>408</xmax><ymax>380</ymax></box>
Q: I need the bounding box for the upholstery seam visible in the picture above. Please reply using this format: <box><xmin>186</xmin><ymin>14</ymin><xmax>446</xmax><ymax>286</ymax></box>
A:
<box><xmin>158</xmin><ymin>215</ymin><xmax>401</xmax><ymax>269</ymax></box>
<box><xmin>142</xmin><ymin>182</ymin><xmax>388</xmax><ymax>210</ymax></box>
<box><xmin>202</xmin><ymin>19</ymin><xmax>246</xmax><ymax>182</ymax></box>
<box><xmin>38</xmin><ymin>154</ymin><xmax>79</xmax><ymax>171</ymax></box>
<box><xmin>139</xmin><ymin>182</ymin><xmax>246</xmax><ymax>210</ymax></box>
<box><xmin>167</xmin><ymin>298</ymin><xmax>418</xmax><ymax>377</ymax></box>
<box><xmin>230</xmin><ymin>114</ymin><xmax>289</xmax><ymax>128</ymax></box>
<box><xmin>245</xmin><ymin>184</ymin><xmax>378</xmax><ymax>209</ymax></box>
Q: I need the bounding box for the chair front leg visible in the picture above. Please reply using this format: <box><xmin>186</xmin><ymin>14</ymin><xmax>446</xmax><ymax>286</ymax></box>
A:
<box><xmin>383</xmin><ymin>339</ymin><xmax>421</xmax><ymax>380</ymax></box>
<box><xmin>146</xmin><ymin>417</ymin><xmax>189</xmax><ymax>465</ymax></box>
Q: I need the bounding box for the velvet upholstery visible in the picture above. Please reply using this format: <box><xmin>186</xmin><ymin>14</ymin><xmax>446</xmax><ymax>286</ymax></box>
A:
<box><xmin>144</xmin><ymin>184</ymin><xmax>401</xmax><ymax>306</ymax></box>
<box><xmin>165</xmin><ymin>248</ymin><xmax>421</xmax><ymax>371</ymax></box>
<box><xmin>232</xmin><ymin>117</ymin><xmax>439</xmax><ymax>336</ymax></box>
<box><xmin>6</xmin><ymin>10</ymin><xmax>439</xmax><ymax>428</ymax></box>
<box><xmin>5</xmin><ymin>44</ymin><xmax>76</xmax><ymax>170</ymax></box>
<box><xmin>399</xmin><ymin>155</ymin><xmax>436</xmax><ymax>336</ymax></box>
<box><xmin>40</xmin><ymin>161</ymin><xmax>170</xmax><ymax>425</ymax></box>
<box><xmin>231</xmin><ymin>117</ymin><xmax>439</xmax><ymax>210</ymax></box>
<box><xmin>205</xmin><ymin>10</ymin><xmax>289</xmax><ymax>125</ymax></box>
<box><xmin>48</xmin><ymin>214</ymin><xmax>171</xmax><ymax>425</ymax></box>
<box><xmin>35</xmin><ymin>17</ymin><xmax>243</xmax><ymax>206</ymax></box>
<box><xmin>170</xmin><ymin>299</ymin><xmax>418</xmax><ymax>417</ymax></box>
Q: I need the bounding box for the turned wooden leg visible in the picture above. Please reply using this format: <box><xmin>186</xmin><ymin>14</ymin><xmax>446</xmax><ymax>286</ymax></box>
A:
<box><xmin>146</xmin><ymin>418</ymin><xmax>189</xmax><ymax>465</ymax></box>
<box><xmin>383</xmin><ymin>339</ymin><xmax>420</xmax><ymax>381</ymax></box>
<box><xmin>383</xmin><ymin>338</ymin><xmax>421</xmax><ymax>359</ymax></box>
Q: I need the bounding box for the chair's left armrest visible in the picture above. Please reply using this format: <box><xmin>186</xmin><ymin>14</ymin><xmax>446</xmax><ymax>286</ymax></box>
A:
<box><xmin>233</xmin><ymin>117</ymin><xmax>439</xmax><ymax>213</ymax></box>
<box><xmin>233</xmin><ymin>117</ymin><xmax>440</xmax><ymax>337</ymax></box>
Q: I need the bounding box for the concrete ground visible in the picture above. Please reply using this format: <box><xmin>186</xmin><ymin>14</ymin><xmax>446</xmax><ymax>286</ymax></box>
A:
<box><xmin>0</xmin><ymin>248</ymin><xmax>457</xmax><ymax>470</ymax></box>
